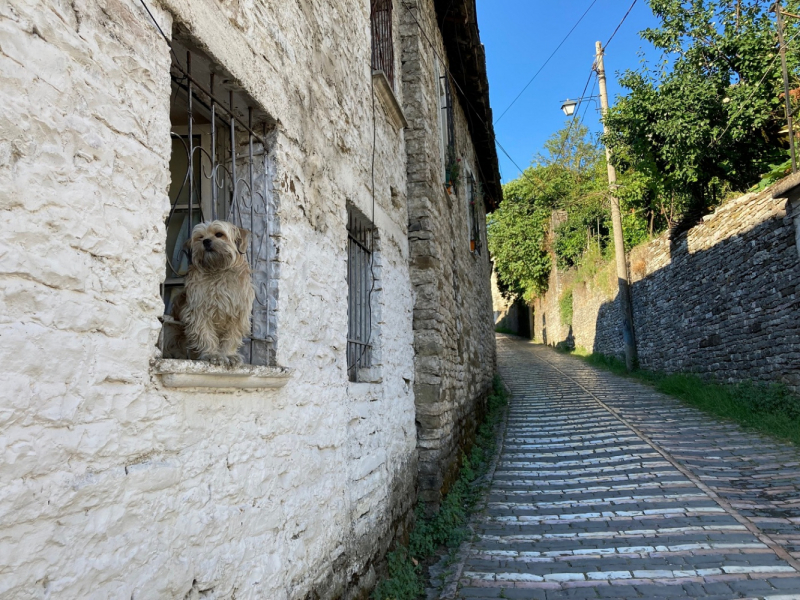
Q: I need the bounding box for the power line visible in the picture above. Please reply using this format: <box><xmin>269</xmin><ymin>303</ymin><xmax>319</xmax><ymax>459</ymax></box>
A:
<box><xmin>713</xmin><ymin>26</ymin><xmax>800</xmax><ymax>145</ymax></box>
<box><xmin>495</xmin><ymin>0</ymin><xmax>600</xmax><ymax>124</ymax></box>
<box><xmin>551</xmin><ymin>68</ymin><xmax>596</xmax><ymax>169</ymax></box>
<box><xmin>605</xmin><ymin>0</ymin><xmax>638</xmax><ymax>49</ymax></box>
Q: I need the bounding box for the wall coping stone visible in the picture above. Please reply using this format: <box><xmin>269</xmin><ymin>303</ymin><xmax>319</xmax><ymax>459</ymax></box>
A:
<box><xmin>152</xmin><ymin>359</ymin><xmax>293</xmax><ymax>389</ymax></box>
<box><xmin>372</xmin><ymin>70</ymin><xmax>408</xmax><ymax>130</ymax></box>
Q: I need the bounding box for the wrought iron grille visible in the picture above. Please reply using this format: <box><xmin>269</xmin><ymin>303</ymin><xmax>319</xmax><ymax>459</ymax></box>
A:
<box><xmin>371</xmin><ymin>0</ymin><xmax>394</xmax><ymax>87</ymax></box>
<box><xmin>436</xmin><ymin>61</ymin><xmax>455</xmax><ymax>184</ymax></box>
<box><xmin>347</xmin><ymin>210</ymin><xmax>374</xmax><ymax>382</ymax></box>
<box><xmin>444</xmin><ymin>74</ymin><xmax>454</xmax><ymax>152</ymax></box>
<box><xmin>468</xmin><ymin>173</ymin><xmax>482</xmax><ymax>255</ymax></box>
<box><xmin>161</xmin><ymin>41</ymin><xmax>275</xmax><ymax>366</ymax></box>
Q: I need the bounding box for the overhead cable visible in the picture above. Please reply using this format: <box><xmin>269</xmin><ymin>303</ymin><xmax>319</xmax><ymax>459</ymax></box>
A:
<box><xmin>495</xmin><ymin>0</ymin><xmax>600</xmax><ymax>124</ymax></box>
<box><xmin>604</xmin><ymin>0</ymin><xmax>638</xmax><ymax>49</ymax></box>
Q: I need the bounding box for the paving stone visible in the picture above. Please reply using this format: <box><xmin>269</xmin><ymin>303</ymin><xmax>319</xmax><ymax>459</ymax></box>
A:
<box><xmin>453</xmin><ymin>339</ymin><xmax>800</xmax><ymax>600</ymax></box>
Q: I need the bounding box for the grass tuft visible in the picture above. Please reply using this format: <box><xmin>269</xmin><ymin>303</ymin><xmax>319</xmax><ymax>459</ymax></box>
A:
<box><xmin>371</xmin><ymin>375</ymin><xmax>509</xmax><ymax>600</ymax></box>
<box><xmin>572</xmin><ymin>351</ymin><xmax>800</xmax><ymax>447</ymax></box>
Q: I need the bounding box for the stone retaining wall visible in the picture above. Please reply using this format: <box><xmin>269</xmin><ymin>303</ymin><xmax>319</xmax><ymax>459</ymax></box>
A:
<box><xmin>534</xmin><ymin>176</ymin><xmax>800</xmax><ymax>390</ymax></box>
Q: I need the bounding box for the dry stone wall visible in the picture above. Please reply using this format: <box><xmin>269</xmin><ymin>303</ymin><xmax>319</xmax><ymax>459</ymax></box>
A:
<box><xmin>0</xmin><ymin>1</ymin><xmax>416</xmax><ymax>598</ymax></box>
<box><xmin>534</xmin><ymin>178</ymin><xmax>800</xmax><ymax>391</ymax></box>
<box><xmin>401</xmin><ymin>0</ymin><xmax>496</xmax><ymax>508</ymax></box>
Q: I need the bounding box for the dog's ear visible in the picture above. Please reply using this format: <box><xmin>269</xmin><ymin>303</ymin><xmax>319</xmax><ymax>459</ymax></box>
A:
<box><xmin>235</xmin><ymin>226</ymin><xmax>250</xmax><ymax>255</ymax></box>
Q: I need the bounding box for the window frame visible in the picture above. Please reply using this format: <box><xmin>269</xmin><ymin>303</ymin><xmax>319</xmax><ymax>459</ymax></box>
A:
<box><xmin>370</xmin><ymin>0</ymin><xmax>395</xmax><ymax>88</ymax></box>
<box><xmin>160</xmin><ymin>41</ymin><xmax>276</xmax><ymax>367</ymax></box>
<box><xmin>346</xmin><ymin>207</ymin><xmax>377</xmax><ymax>383</ymax></box>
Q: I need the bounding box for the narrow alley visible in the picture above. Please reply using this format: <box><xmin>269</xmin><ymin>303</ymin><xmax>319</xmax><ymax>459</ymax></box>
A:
<box><xmin>451</xmin><ymin>336</ymin><xmax>800</xmax><ymax>600</ymax></box>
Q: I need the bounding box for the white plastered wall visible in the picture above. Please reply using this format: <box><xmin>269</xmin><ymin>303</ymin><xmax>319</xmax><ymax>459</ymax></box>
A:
<box><xmin>0</xmin><ymin>0</ymin><xmax>416</xmax><ymax>598</ymax></box>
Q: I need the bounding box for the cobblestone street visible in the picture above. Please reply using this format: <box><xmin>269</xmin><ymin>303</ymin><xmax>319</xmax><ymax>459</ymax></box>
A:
<box><xmin>451</xmin><ymin>336</ymin><xmax>800</xmax><ymax>599</ymax></box>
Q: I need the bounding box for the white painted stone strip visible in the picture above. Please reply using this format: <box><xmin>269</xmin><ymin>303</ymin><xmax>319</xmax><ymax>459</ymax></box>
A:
<box><xmin>478</xmin><ymin>525</ymin><xmax>749</xmax><ymax>542</ymax></box>
<box><xmin>494</xmin><ymin>481</ymin><xmax>695</xmax><ymax>495</ymax></box>
<box><xmin>492</xmin><ymin>470</ymin><xmax>684</xmax><ymax>486</ymax></box>
<box><xmin>504</xmin><ymin>444</ymin><xmax>651</xmax><ymax>457</ymax></box>
<box><xmin>501</xmin><ymin>452</ymin><xmax>662</xmax><ymax>467</ymax></box>
<box><xmin>487</xmin><ymin>493</ymin><xmax>709</xmax><ymax>509</ymax></box>
<box><xmin>722</xmin><ymin>566</ymin><xmax>797</xmax><ymax>574</ymax></box>
<box><xmin>489</xmin><ymin>506</ymin><xmax>725</xmax><ymax>523</ymax></box>
<box><xmin>586</xmin><ymin>571</ymin><xmax>632</xmax><ymax>580</ymax></box>
<box><xmin>465</xmin><ymin>566</ymin><xmax>797</xmax><ymax>584</ymax></box>
<box><xmin>504</xmin><ymin>436</ymin><xmax>641</xmax><ymax>450</ymax></box>
<box><xmin>471</xmin><ymin>542</ymin><xmax>769</xmax><ymax>558</ymax></box>
<box><xmin>505</xmin><ymin>432</ymin><xmax>638</xmax><ymax>443</ymax></box>
<box><xmin>497</xmin><ymin>461</ymin><xmax>672</xmax><ymax>477</ymax></box>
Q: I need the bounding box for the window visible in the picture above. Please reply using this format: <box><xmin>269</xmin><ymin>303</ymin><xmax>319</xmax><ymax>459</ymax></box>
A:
<box><xmin>347</xmin><ymin>207</ymin><xmax>375</xmax><ymax>382</ymax></box>
<box><xmin>160</xmin><ymin>40</ymin><xmax>275</xmax><ymax>366</ymax></box>
<box><xmin>371</xmin><ymin>0</ymin><xmax>394</xmax><ymax>87</ymax></box>
<box><xmin>466</xmin><ymin>172</ymin><xmax>482</xmax><ymax>255</ymax></box>
<box><xmin>435</xmin><ymin>60</ymin><xmax>454</xmax><ymax>186</ymax></box>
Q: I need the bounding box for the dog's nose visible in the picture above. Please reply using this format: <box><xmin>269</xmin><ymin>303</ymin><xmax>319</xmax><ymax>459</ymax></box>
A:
<box><xmin>203</xmin><ymin>238</ymin><xmax>212</xmax><ymax>249</ymax></box>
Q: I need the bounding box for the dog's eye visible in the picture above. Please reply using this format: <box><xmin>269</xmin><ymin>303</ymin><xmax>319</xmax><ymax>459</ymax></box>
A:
<box><xmin>215</xmin><ymin>232</ymin><xmax>224</xmax><ymax>238</ymax></box>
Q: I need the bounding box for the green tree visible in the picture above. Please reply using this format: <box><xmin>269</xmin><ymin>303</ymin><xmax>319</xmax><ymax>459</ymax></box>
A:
<box><xmin>489</xmin><ymin>123</ymin><xmax>608</xmax><ymax>298</ymax></box>
<box><xmin>605</xmin><ymin>0</ymin><xmax>800</xmax><ymax>226</ymax></box>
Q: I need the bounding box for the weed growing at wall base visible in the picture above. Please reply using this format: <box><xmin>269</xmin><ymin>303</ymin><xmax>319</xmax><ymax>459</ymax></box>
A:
<box><xmin>572</xmin><ymin>351</ymin><xmax>800</xmax><ymax>447</ymax></box>
<box><xmin>371</xmin><ymin>376</ymin><xmax>509</xmax><ymax>600</ymax></box>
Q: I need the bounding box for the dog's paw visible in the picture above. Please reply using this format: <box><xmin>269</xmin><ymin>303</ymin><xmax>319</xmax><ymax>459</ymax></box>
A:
<box><xmin>200</xmin><ymin>353</ymin><xmax>227</xmax><ymax>366</ymax></box>
<box><xmin>226</xmin><ymin>354</ymin><xmax>244</xmax><ymax>367</ymax></box>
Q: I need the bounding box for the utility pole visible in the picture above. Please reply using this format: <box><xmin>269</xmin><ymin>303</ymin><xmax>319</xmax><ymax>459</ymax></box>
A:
<box><xmin>776</xmin><ymin>1</ymin><xmax>797</xmax><ymax>173</ymax></box>
<box><xmin>595</xmin><ymin>41</ymin><xmax>638</xmax><ymax>370</ymax></box>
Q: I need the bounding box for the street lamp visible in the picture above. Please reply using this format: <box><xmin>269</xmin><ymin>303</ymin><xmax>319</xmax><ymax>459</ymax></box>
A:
<box><xmin>560</xmin><ymin>99</ymin><xmax>577</xmax><ymax>116</ymax></box>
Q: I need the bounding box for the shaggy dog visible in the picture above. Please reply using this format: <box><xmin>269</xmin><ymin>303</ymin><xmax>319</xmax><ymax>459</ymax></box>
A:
<box><xmin>171</xmin><ymin>220</ymin><xmax>255</xmax><ymax>366</ymax></box>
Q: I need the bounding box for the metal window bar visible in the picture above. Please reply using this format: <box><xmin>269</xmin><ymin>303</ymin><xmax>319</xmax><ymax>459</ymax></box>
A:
<box><xmin>468</xmin><ymin>174</ymin><xmax>481</xmax><ymax>255</ymax></box>
<box><xmin>370</xmin><ymin>0</ymin><xmax>394</xmax><ymax>87</ymax></box>
<box><xmin>160</xmin><ymin>46</ymin><xmax>274</xmax><ymax>366</ymax></box>
<box><xmin>444</xmin><ymin>74</ymin><xmax>455</xmax><ymax>151</ymax></box>
<box><xmin>347</xmin><ymin>211</ymin><xmax>373</xmax><ymax>382</ymax></box>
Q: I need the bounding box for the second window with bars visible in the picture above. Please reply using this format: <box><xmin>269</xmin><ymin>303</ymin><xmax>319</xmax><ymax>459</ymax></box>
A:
<box><xmin>347</xmin><ymin>208</ymin><xmax>375</xmax><ymax>382</ymax></box>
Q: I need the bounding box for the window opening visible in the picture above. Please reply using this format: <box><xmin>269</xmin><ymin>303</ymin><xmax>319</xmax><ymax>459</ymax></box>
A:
<box><xmin>467</xmin><ymin>173</ymin><xmax>482</xmax><ymax>255</ymax></box>
<box><xmin>371</xmin><ymin>0</ymin><xmax>395</xmax><ymax>87</ymax></box>
<box><xmin>347</xmin><ymin>209</ymin><xmax>374</xmax><ymax>382</ymax></box>
<box><xmin>161</xmin><ymin>39</ymin><xmax>275</xmax><ymax>366</ymax></box>
<box><xmin>436</xmin><ymin>61</ymin><xmax>454</xmax><ymax>185</ymax></box>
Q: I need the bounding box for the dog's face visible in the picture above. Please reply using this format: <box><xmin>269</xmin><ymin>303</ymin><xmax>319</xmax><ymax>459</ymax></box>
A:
<box><xmin>189</xmin><ymin>220</ymin><xmax>249</xmax><ymax>272</ymax></box>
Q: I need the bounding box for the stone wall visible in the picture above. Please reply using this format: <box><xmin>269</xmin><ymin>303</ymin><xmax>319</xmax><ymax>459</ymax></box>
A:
<box><xmin>0</xmin><ymin>1</ymin><xmax>417</xmax><ymax>598</ymax></box>
<box><xmin>533</xmin><ymin>176</ymin><xmax>800</xmax><ymax>391</ymax></box>
<box><xmin>401</xmin><ymin>0</ymin><xmax>497</xmax><ymax>508</ymax></box>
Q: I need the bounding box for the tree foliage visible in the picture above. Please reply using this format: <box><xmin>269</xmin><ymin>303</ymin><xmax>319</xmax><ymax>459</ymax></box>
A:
<box><xmin>489</xmin><ymin>124</ymin><xmax>608</xmax><ymax>299</ymax></box>
<box><xmin>604</xmin><ymin>0</ymin><xmax>800</xmax><ymax>226</ymax></box>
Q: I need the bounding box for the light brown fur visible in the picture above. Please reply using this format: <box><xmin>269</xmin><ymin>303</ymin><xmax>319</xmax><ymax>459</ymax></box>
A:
<box><xmin>173</xmin><ymin>220</ymin><xmax>255</xmax><ymax>367</ymax></box>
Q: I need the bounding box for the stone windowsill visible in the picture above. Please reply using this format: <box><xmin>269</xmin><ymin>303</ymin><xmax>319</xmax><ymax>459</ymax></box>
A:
<box><xmin>152</xmin><ymin>359</ymin><xmax>292</xmax><ymax>389</ymax></box>
<box><xmin>372</xmin><ymin>70</ymin><xmax>407</xmax><ymax>131</ymax></box>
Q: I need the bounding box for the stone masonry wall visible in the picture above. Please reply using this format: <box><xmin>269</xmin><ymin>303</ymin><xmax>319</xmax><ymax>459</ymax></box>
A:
<box><xmin>0</xmin><ymin>1</ymin><xmax>416</xmax><ymax>598</ymax></box>
<box><xmin>401</xmin><ymin>0</ymin><xmax>496</xmax><ymax>508</ymax></box>
<box><xmin>534</xmin><ymin>177</ymin><xmax>800</xmax><ymax>391</ymax></box>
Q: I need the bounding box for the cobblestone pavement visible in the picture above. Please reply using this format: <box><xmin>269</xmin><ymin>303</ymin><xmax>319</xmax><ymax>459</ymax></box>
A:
<box><xmin>452</xmin><ymin>336</ymin><xmax>800</xmax><ymax>600</ymax></box>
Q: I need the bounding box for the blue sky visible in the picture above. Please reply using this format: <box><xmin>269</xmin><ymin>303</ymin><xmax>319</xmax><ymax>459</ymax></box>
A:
<box><xmin>475</xmin><ymin>0</ymin><xmax>661</xmax><ymax>182</ymax></box>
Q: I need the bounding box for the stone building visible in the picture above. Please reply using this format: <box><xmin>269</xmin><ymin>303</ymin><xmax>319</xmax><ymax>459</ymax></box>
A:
<box><xmin>0</xmin><ymin>0</ymin><xmax>499</xmax><ymax>598</ymax></box>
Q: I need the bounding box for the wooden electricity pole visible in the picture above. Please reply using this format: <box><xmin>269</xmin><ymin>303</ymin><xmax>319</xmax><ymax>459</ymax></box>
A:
<box><xmin>596</xmin><ymin>41</ymin><xmax>638</xmax><ymax>370</ymax></box>
<box><xmin>776</xmin><ymin>1</ymin><xmax>797</xmax><ymax>173</ymax></box>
